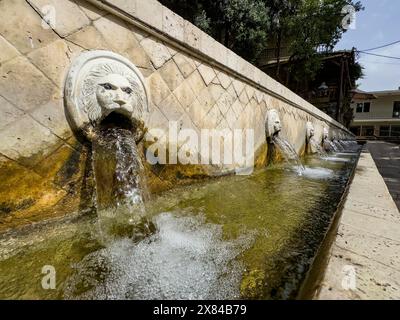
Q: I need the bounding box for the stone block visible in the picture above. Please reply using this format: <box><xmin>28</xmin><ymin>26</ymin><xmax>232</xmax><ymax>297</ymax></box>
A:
<box><xmin>140</xmin><ymin>37</ymin><xmax>172</xmax><ymax>69</ymax></box>
<box><xmin>196</xmin><ymin>87</ymin><xmax>216</xmax><ymax>116</ymax></box>
<box><xmin>28</xmin><ymin>0</ymin><xmax>90</xmax><ymax>37</ymax></box>
<box><xmin>159</xmin><ymin>59</ymin><xmax>184</xmax><ymax>91</ymax></box>
<box><xmin>0</xmin><ymin>0</ymin><xmax>59</xmax><ymax>54</ymax></box>
<box><xmin>197</xmin><ymin>64</ymin><xmax>216</xmax><ymax>86</ymax></box>
<box><xmin>183</xmin><ymin>20</ymin><xmax>202</xmax><ymax>50</ymax></box>
<box><xmin>208</xmin><ymin>83</ymin><xmax>225</xmax><ymax>103</ymax></box>
<box><xmin>216</xmin><ymin>91</ymin><xmax>234</xmax><ymax>116</ymax></box>
<box><xmin>186</xmin><ymin>98</ymin><xmax>208</xmax><ymax>128</ymax></box>
<box><xmin>134</xmin><ymin>0</ymin><xmax>163</xmax><ymax>30</ymax></box>
<box><xmin>158</xmin><ymin>93</ymin><xmax>185</xmax><ymax>122</ymax></box>
<box><xmin>0</xmin><ymin>114</ymin><xmax>62</xmax><ymax>166</ymax></box>
<box><xmin>162</xmin><ymin>6</ymin><xmax>184</xmax><ymax>42</ymax></box>
<box><xmin>75</xmin><ymin>0</ymin><xmax>107</xmax><ymax>20</ymax></box>
<box><xmin>173</xmin><ymin>53</ymin><xmax>196</xmax><ymax>78</ymax></box>
<box><xmin>146</xmin><ymin>72</ymin><xmax>171</xmax><ymax>107</ymax></box>
<box><xmin>27</xmin><ymin>39</ymin><xmax>82</xmax><ymax>88</ymax></box>
<box><xmin>186</xmin><ymin>69</ymin><xmax>206</xmax><ymax>96</ymax></box>
<box><xmin>29</xmin><ymin>93</ymin><xmax>73</xmax><ymax>139</ymax></box>
<box><xmin>0</xmin><ymin>35</ymin><xmax>20</xmax><ymax>64</ymax></box>
<box><xmin>0</xmin><ymin>56</ymin><xmax>56</xmax><ymax>112</ymax></box>
<box><xmin>66</xmin><ymin>25</ymin><xmax>110</xmax><ymax>50</ymax></box>
<box><xmin>217</xmin><ymin>72</ymin><xmax>232</xmax><ymax>89</ymax></box>
<box><xmin>173</xmin><ymin>81</ymin><xmax>195</xmax><ymax>109</ymax></box>
<box><xmin>93</xmin><ymin>15</ymin><xmax>137</xmax><ymax>53</ymax></box>
<box><xmin>232</xmin><ymin>79</ymin><xmax>245</xmax><ymax>97</ymax></box>
<box><xmin>0</xmin><ymin>96</ymin><xmax>25</xmax><ymax>131</ymax></box>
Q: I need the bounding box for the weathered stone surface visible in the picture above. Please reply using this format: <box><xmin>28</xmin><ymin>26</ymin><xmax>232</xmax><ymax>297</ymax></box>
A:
<box><xmin>317</xmin><ymin>152</ymin><xmax>400</xmax><ymax>300</ymax></box>
<box><xmin>196</xmin><ymin>87</ymin><xmax>216</xmax><ymax>116</ymax></box>
<box><xmin>66</xmin><ymin>25</ymin><xmax>110</xmax><ymax>50</ymax></box>
<box><xmin>0</xmin><ymin>35</ymin><xmax>20</xmax><ymax>64</ymax></box>
<box><xmin>146</xmin><ymin>72</ymin><xmax>171</xmax><ymax>107</ymax></box>
<box><xmin>216</xmin><ymin>91</ymin><xmax>234</xmax><ymax>116</ymax></box>
<box><xmin>141</xmin><ymin>37</ymin><xmax>171</xmax><ymax>69</ymax></box>
<box><xmin>232</xmin><ymin>79</ymin><xmax>245</xmax><ymax>97</ymax></box>
<box><xmin>159</xmin><ymin>59</ymin><xmax>184</xmax><ymax>91</ymax></box>
<box><xmin>0</xmin><ymin>114</ymin><xmax>62</xmax><ymax>165</ymax></box>
<box><xmin>208</xmin><ymin>83</ymin><xmax>225</xmax><ymax>103</ymax></box>
<box><xmin>186</xmin><ymin>98</ymin><xmax>208</xmax><ymax>128</ymax></box>
<box><xmin>75</xmin><ymin>0</ymin><xmax>106</xmax><ymax>20</ymax></box>
<box><xmin>183</xmin><ymin>20</ymin><xmax>202</xmax><ymax>50</ymax></box>
<box><xmin>27</xmin><ymin>39</ymin><xmax>82</xmax><ymax>88</ymax></box>
<box><xmin>217</xmin><ymin>72</ymin><xmax>232</xmax><ymax>89</ymax></box>
<box><xmin>336</xmin><ymin>224</ymin><xmax>400</xmax><ymax>271</ymax></box>
<box><xmin>29</xmin><ymin>93</ymin><xmax>73</xmax><ymax>139</ymax></box>
<box><xmin>162</xmin><ymin>6</ymin><xmax>184</xmax><ymax>42</ymax></box>
<box><xmin>93</xmin><ymin>15</ymin><xmax>137</xmax><ymax>52</ymax></box>
<box><xmin>0</xmin><ymin>56</ymin><xmax>56</xmax><ymax>112</ymax></box>
<box><xmin>134</xmin><ymin>0</ymin><xmax>163</xmax><ymax>30</ymax></box>
<box><xmin>146</xmin><ymin>104</ymin><xmax>169</xmax><ymax>132</ymax></box>
<box><xmin>28</xmin><ymin>0</ymin><xmax>90</xmax><ymax>37</ymax></box>
<box><xmin>197</xmin><ymin>64</ymin><xmax>216</xmax><ymax>86</ymax></box>
<box><xmin>186</xmin><ymin>69</ymin><xmax>206</xmax><ymax>96</ymax></box>
<box><xmin>173</xmin><ymin>53</ymin><xmax>196</xmax><ymax>78</ymax></box>
<box><xmin>0</xmin><ymin>96</ymin><xmax>25</xmax><ymax>131</ymax></box>
<box><xmin>124</xmin><ymin>42</ymin><xmax>153</xmax><ymax>71</ymax></box>
<box><xmin>158</xmin><ymin>94</ymin><xmax>185</xmax><ymax>122</ymax></box>
<box><xmin>0</xmin><ymin>0</ymin><xmax>59</xmax><ymax>54</ymax></box>
<box><xmin>173</xmin><ymin>81</ymin><xmax>195</xmax><ymax>109</ymax></box>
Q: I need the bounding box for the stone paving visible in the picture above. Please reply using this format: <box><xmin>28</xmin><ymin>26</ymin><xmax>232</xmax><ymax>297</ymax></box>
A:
<box><xmin>316</xmin><ymin>149</ymin><xmax>400</xmax><ymax>300</ymax></box>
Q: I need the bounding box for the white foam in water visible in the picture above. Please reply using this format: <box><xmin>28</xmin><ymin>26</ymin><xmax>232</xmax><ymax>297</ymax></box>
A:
<box><xmin>64</xmin><ymin>213</ymin><xmax>253</xmax><ymax>300</ymax></box>
<box><xmin>322</xmin><ymin>156</ymin><xmax>351</xmax><ymax>163</ymax></box>
<box><xmin>294</xmin><ymin>166</ymin><xmax>334</xmax><ymax>179</ymax></box>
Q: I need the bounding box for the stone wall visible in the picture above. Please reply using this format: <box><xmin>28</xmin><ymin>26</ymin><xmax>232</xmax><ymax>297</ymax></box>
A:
<box><xmin>0</xmin><ymin>0</ymin><xmax>354</xmax><ymax>231</ymax></box>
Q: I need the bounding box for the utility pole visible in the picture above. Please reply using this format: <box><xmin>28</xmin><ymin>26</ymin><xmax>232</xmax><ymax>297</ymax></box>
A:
<box><xmin>337</xmin><ymin>56</ymin><xmax>345</xmax><ymax>122</ymax></box>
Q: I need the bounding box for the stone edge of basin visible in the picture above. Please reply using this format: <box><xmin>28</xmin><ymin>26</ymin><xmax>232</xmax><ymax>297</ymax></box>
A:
<box><xmin>303</xmin><ymin>149</ymin><xmax>400</xmax><ymax>300</ymax></box>
<box><xmin>87</xmin><ymin>0</ymin><xmax>353</xmax><ymax>136</ymax></box>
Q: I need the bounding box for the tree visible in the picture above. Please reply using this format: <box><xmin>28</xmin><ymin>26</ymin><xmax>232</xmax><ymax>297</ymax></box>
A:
<box><xmin>160</xmin><ymin>0</ymin><xmax>270</xmax><ymax>62</ymax></box>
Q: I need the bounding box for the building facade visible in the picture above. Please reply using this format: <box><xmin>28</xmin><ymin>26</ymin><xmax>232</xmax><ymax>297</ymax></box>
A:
<box><xmin>350</xmin><ymin>90</ymin><xmax>400</xmax><ymax>140</ymax></box>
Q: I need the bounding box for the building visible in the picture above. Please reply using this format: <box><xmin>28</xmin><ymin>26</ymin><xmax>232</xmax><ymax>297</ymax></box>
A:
<box><xmin>259</xmin><ymin>49</ymin><xmax>361</xmax><ymax>127</ymax></box>
<box><xmin>350</xmin><ymin>89</ymin><xmax>400</xmax><ymax>140</ymax></box>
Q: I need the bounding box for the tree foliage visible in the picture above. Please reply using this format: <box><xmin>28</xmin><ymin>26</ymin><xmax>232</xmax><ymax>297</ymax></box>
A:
<box><xmin>160</xmin><ymin>0</ymin><xmax>270</xmax><ymax>62</ymax></box>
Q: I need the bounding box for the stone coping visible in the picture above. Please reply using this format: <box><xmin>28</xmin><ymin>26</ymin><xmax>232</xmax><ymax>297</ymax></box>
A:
<box><xmin>316</xmin><ymin>150</ymin><xmax>400</xmax><ymax>299</ymax></box>
<box><xmin>86</xmin><ymin>0</ymin><xmax>352</xmax><ymax>135</ymax></box>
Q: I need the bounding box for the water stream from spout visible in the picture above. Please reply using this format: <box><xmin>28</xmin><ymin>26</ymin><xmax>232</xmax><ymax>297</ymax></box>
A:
<box><xmin>309</xmin><ymin>137</ymin><xmax>328</xmax><ymax>157</ymax></box>
<box><xmin>92</xmin><ymin>127</ymin><xmax>149</xmax><ymax>242</ymax></box>
<box><xmin>272</xmin><ymin>135</ymin><xmax>305</xmax><ymax>173</ymax></box>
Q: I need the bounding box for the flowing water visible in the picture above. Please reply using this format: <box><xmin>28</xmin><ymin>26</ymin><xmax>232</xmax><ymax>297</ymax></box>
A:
<box><xmin>272</xmin><ymin>135</ymin><xmax>305</xmax><ymax>173</ymax></box>
<box><xmin>309</xmin><ymin>138</ymin><xmax>328</xmax><ymax>157</ymax></box>
<box><xmin>92</xmin><ymin>127</ymin><xmax>150</xmax><ymax>243</ymax></box>
<box><xmin>0</xmin><ymin>145</ymin><xmax>360</xmax><ymax>300</ymax></box>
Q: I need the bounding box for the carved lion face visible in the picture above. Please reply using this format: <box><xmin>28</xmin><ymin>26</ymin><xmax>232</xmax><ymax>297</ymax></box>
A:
<box><xmin>80</xmin><ymin>62</ymin><xmax>146</xmax><ymax>126</ymax></box>
<box><xmin>323</xmin><ymin>128</ymin><xmax>329</xmax><ymax>140</ymax></box>
<box><xmin>96</xmin><ymin>74</ymin><xmax>136</xmax><ymax>120</ymax></box>
<box><xmin>266</xmin><ymin>109</ymin><xmax>282</xmax><ymax>137</ymax></box>
<box><xmin>306</xmin><ymin>122</ymin><xmax>315</xmax><ymax>140</ymax></box>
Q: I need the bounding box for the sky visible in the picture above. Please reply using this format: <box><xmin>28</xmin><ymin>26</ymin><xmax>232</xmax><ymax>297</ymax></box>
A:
<box><xmin>335</xmin><ymin>0</ymin><xmax>400</xmax><ymax>92</ymax></box>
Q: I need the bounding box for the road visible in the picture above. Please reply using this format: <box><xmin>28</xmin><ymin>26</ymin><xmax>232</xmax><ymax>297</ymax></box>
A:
<box><xmin>366</xmin><ymin>141</ymin><xmax>400</xmax><ymax>210</ymax></box>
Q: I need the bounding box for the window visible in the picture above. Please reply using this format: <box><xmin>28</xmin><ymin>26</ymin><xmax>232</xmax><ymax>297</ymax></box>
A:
<box><xmin>350</xmin><ymin>126</ymin><xmax>361</xmax><ymax>136</ymax></box>
<box><xmin>393</xmin><ymin>102</ymin><xmax>400</xmax><ymax>118</ymax></box>
<box><xmin>391</xmin><ymin>126</ymin><xmax>400</xmax><ymax>137</ymax></box>
<box><xmin>356</xmin><ymin>102</ymin><xmax>370</xmax><ymax>113</ymax></box>
<box><xmin>361</xmin><ymin>126</ymin><xmax>374</xmax><ymax>137</ymax></box>
<box><xmin>379</xmin><ymin>126</ymin><xmax>390</xmax><ymax>137</ymax></box>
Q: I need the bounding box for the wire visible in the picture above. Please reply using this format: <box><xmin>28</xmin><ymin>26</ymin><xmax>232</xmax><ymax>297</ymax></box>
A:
<box><xmin>361</xmin><ymin>40</ymin><xmax>400</xmax><ymax>52</ymax></box>
<box><xmin>357</xmin><ymin>51</ymin><xmax>400</xmax><ymax>60</ymax></box>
